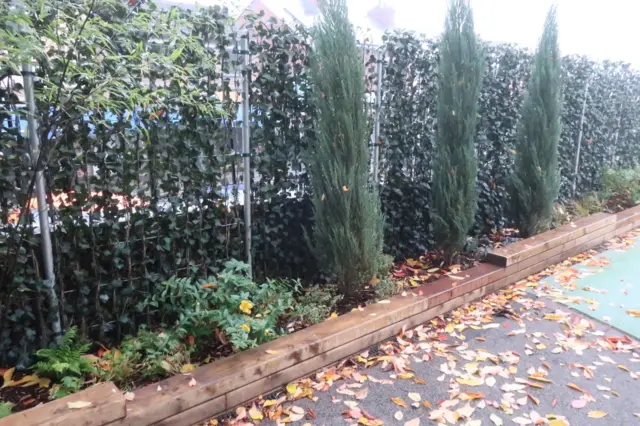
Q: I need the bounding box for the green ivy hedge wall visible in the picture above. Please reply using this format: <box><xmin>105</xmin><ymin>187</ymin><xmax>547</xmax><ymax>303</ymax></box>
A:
<box><xmin>1</xmin><ymin>4</ymin><xmax>639</xmax><ymax>364</ymax></box>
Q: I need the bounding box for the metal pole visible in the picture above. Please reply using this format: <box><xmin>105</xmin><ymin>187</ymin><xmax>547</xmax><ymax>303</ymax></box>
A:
<box><xmin>373</xmin><ymin>59</ymin><xmax>383</xmax><ymax>185</ymax></box>
<box><xmin>22</xmin><ymin>62</ymin><xmax>62</xmax><ymax>343</ymax></box>
<box><xmin>572</xmin><ymin>77</ymin><xmax>590</xmax><ymax>196</ymax></box>
<box><xmin>241</xmin><ymin>33</ymin><xmax>252</xmax><ymax>278</ymax></box>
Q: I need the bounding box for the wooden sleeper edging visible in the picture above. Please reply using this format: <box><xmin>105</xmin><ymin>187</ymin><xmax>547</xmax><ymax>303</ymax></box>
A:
<box><xmin>3</xmin><ymin>206</ymin><xmax>638</xmax><ymax>426</ymax></box>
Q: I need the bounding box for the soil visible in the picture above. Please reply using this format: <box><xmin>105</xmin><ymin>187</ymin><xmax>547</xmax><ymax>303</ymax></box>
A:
<box><xmin>0</xmin><ymin>370</ymin><xmax>51</xmax><ymax>413</ymax></box>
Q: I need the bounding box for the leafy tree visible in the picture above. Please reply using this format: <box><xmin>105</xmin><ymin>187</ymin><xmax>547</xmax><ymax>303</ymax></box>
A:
<box><xmin>509</xmin><ymin>7</ymin><xmax>562</xmax><ymax>237</ymax></box>
<box><xmin>432</xmin><ymin>0</ymin><xmax>484</xmax><ymax>261</ymax></box>
<box><xmin>307</xmin><ymin>0</ymin><xmax>385</xmax><ymax>296</ymax></box>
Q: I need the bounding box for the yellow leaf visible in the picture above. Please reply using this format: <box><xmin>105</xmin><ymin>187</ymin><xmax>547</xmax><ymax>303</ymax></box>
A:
<box><xmin>413</xmin><ymin>377</ymin><xmax>426</xmax><ymax>385</ymax></box>
<box><xmin>67</xmin><ymin>401</ymin><xmax>92</xmax><ymax>409</ymax></box>
<box><xmin>627</xmin><ymin>309</ymin><xmax>640</xmax><ymax>317</ymax></box>
<box><xmin>588</xmin><ymin>410</ymin><xmax>608</xmax><ymax>419</ymax></box>
<box><xmin>286</xmin><ymin>383</ymin><xmax>297</xmax><ymax>394</ymax></box>
<box><xmin>617</xmin><ymin>364</ymin><xmax>629</xmax><ymax>372</ymax></box>
<box><xmin>263</xmin><ymin>399</ymin><xmax>279</xmax><ymax>407</ymax></box>
<box><xmin>391</xmin><ymin>397</ymin><xmax>408</xmax><ymax>408</ymax></box>
<box><xmin>180</xmin><ymin>364</ymin><xmax>197</xmax><ymax>373</ymax></box>
<box><xmin>329</xmin><ymin>312</ymin><xmax>338</xmax><ymax>319</ymax></box>
<box><xmin>265</xmin><ymin>350</ymin><xmax>279</xmax><ymax>355</ymax></box>
<box><xmin>543</xmin><ymin>313</ymin><xmax>566</xmax><ymax>321</ymax></box>
<box><xmin>549</xmin><ymin>420</ymin><xmax>569</xmax><ymax>426</ymax></box>
<box><xmin>38</xmin><ymin>377</ymin><xmax>51</xmax><ymax>388</ymax></box>
<box><xmin>408</xmin><ymin>392</ymin><xmax>421</xmax><ymax>402</ymax></box>
<box><xmin>1</xmin><ymin>367</ymin><xmax>15</xmax><ymax>388</ymax></box>
<box><xmin>398</xmin><ymin>373</ymin><xmax>414</xmax><ymax>379</ymax></box>
<box><xmin>456</xmin><ymin>377</ymin><xmax>483</xmax><ymax>386</ymax></box>
<box><xmin>249</xmin><ymin>406</ymin><xmax>264</xmax><ymax>420</ymax></box>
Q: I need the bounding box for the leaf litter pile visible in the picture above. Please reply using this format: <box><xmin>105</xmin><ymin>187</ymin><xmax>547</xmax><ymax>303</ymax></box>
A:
<box><xmin>205</xmin><ymin>230</ymin><xmax>640</xmax><ymax>426</ymax></box>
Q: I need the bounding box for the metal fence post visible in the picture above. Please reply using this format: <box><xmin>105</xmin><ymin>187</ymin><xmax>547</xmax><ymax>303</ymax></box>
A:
<box><xmin>241</xmin><ymin>32</ymin><xmax>253</xmax><ymax>278</ymax></box>
<box><xmin>373</xmin><ymin>58</ymin><xmax>383</xmax><ymax>185</ymax></box>
<box><xmin>572</xmin><ymin>77</ymin><xmax>590</xmax><ymax>196</ymax></box>
<box><xmin>22</xmin><ymin>61</ymin><xmax>63</xmax><ymax>343</ymax></box>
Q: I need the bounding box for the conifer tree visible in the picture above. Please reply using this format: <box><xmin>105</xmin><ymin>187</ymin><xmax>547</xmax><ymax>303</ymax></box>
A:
<box><xmin>307</xmin><ymin>0</ymin><xmax>385</xmax><ymax>296</ymax></box>
<box><xmin>432</xmin><ymin>0</ymin><xmax>484</xmax><ymax>261</ymax></box>
<box><xmin>509</xmin><ymin>7</ymin><xmax>562</xmax><ymax>237</ymax></box>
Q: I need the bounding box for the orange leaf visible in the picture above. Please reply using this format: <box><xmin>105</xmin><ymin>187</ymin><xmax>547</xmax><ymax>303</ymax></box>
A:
<box><xmin>391</xmin><ymin>397</ymin><xmax>408</xmax><ymax>408</ymax></box>
<box><xmin>567</xmin><ymin>383</ymin><xmax>584</xmax><ymax>393</ymax></box>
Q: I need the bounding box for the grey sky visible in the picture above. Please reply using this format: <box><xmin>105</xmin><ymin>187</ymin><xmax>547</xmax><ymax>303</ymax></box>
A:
<box><xmin>165</xmin><ymin>0</ymin><xmax>640</xmax><ymax>65</ymax></box>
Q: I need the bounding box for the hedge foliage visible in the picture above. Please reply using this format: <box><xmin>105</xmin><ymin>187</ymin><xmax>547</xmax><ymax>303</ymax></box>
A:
<box><xmin>1</xmin><ymin>0</ymin><xmax>639</xmax><ymax>363</ymax></box>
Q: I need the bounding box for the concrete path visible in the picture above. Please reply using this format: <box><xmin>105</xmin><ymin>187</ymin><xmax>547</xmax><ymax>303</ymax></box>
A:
<box><xmin>214</xmin><ymin>233</ymin><xmax>640</xmax><ymax>426</ymax></box>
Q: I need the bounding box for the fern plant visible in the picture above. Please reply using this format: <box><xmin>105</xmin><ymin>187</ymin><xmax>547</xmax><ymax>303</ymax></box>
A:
<box><xmin>33</xmin><ymin>327</ymin><xmax>93</xmax><ymax>398</ymax></box>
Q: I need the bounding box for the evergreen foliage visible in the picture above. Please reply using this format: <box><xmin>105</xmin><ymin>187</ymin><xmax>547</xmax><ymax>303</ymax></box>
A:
<box><xmin>432</xmin><ymin>0</ymin><xmax>484</xmax><ymax>261</ymax></box>
<box><xmin>509</xmin><ymin>7</ymin><xmax>563</xmax><ymax>237</ymax></box>
<box><xmin>308</xmin><ymin>0</ymin><xmax>385</xmax><ymax>296</ymax></box>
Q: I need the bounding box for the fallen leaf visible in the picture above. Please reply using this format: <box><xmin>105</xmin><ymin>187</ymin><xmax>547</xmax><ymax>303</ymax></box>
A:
<box><xmin>265</xmin><ymin>349</ymin><xmax>279</xmax><ymax>355</ymax></box>
<box><xmin>404</xmin><ymin>418</ymin><xmax>420</xmax><ymax>426</ymax></box>
<box><xmin>571</xmin><ymin>399</ymin><xmax>587</xmax><ymax>409</ymax></box>
<box><xmin>1</xmin><ymin>367</ymin><xmax>14</xmax><ymax>388</ymax></box>
<box><xmin>287</xmin><ymin>383</ymin><xmax>297</xmax><ymax>394</ymax></box>
<box><xmin>457</xmin><ymin>377</ymin><xmax>484</xmax><ymax>386</ymax></box>
<box><xmin>408</xmin><ymin>392</ymin><xmax>421</xmax><ymax>402</ymax></box>
<box><xmin>567</xmin><ymin>382</ymin><xmax>585</xmax><ymax>393</ymax></box>
<box><xmin>391</xmin><ymin>397</ymin><xmax>408</xmax><ymax>408</ymax></box>
<box><xmin>377</xmin><ymin>300</ymin><xmax>391</xmax><ymax>304</ymax></box>
<box><xmin>355</xmin><ymin>388</ymin><xmax>369</xmax><ymax>400</ymax></box>
<box><xmin>617</xmin><ymin>364</ymin><xmax>629</xmax><ymax>372</ymax></box>
<box><xmin>394</xmin><ymin>411</ymin><xmax>404</xmax><ymax>421</ymax></box>
<box><xmin>249</xmin><ymin>405</ymin><xmax>263</xmax><ymax>420</ymax></box>
<box><xmin>459</xmin><ymin>392</ymin><xmax>484</xmax><ymax>401</ymax></box>
<box><xmin>124</xmin><ymin>392</ymin><xmax>135</xmax><ymax>401</ymax></box>
<box><xmin>490</xmin><ymin>413</ymin><xmax>503</xmax><ymax>426</ymax></box>
<box><xmin>67</xmin><ymin>401</ymin><xmax>92</xmax><ymax>409</ymax></box>
<box><xmin>180</xmin><ymin>363</ymin><xmax>196</xmax><ymax>373</ymax></box>
<box><xmin>588</xmin><ymin>410</ymin><xmax>608</xmax><ymax>419</ymax></box>
<box><xmin>188</xmin><ymin>377</ymin><xmax>197</xmax><ymax>387</ymax></box>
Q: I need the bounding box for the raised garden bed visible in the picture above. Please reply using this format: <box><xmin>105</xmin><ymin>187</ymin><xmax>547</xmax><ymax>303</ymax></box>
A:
<box><xmin>2</xmin><ymin>205</ymin><xmax>639</xmax><ymax>426</ymax></box>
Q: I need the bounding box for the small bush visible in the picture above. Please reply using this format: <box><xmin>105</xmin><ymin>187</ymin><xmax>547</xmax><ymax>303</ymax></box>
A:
<box><xmin>32</xmin><ymin>327</ymin><xmax>93</xmax><ymax>399</ymax></box>
<box><xmin>574</xmin><ymin>192</ymin><xmax>604</xmax><ymax>217</ymax></box>
<box><xmin>97</xmin><ymin>328</ymin><xmax>192</xmax><ymax>386</ymax></box>
<box><xmin>373</xmin><ymin>278</ymin><xmax>401</xmax><ymax>301</ymax></box>
<box><xmin>140</xmin><ymin>260</ymin><xmax>295</xmax><ymax>352</ymax></box>
<box><xmin>600</xmin><ymin>167</ymin><xmax>640</xmax><ymax>211</ymax></box>
<box><xmin>292</xmin><ymin>285</ymin><xmax>342</xmax><ymax>326</ymax></box>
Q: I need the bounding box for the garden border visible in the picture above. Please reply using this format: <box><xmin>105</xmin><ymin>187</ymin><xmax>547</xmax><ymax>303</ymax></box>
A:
<box><xmin>3</xmin><ymin>205</ymin><xmax>639</xmax><ymax>426</ymax></box>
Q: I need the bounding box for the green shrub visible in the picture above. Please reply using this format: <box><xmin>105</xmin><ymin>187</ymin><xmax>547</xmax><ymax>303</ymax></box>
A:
<box><xmin>97</xmin><ymin>328</ymin><xmax>192</xmax><ymax>386</ymax></box>
<box><xmin>307</xmin><ymin>0</ymin><xmax>386</xmax><ymax>296</ymax></box>
<box><xmin>574</xmin><ymin>192</ymin><xmax>604</xmax><ymax>217</ymax></box>
<box><xmin>600</xmin><ymin>167</ymin><xmax>640</xmax><ymax>210</ymax></box>
<box><xmin>508</xmin><ymin>7</ymin><xmax>562</xmax><ymax>237</ymax></box>
<box><xmin>431</xmin><ymin>0</ymin><xmax>484</xmax><ymax>261</ymax></box>
<box><xmin>373</xmin><ymin>278</ymin><xmax>401</xmax><ymax>301</ymax></box>
<box><xmin>140</xmin><ymin>260</ymin><xmax>295</xmax><ymax>352</ymax></box>
<box><xmin>292</xmin><ymin>285</ymin><xmax>342</xmax><ymax>326</ymax></box>
<box><xmin>32</xmin><ymin>327</ymin><xmax>93</xmax><ymax>399</ymax></box>
<box><xmin>0</xmin><ymin>403</ymin><xmax>13</xmax><ymax>419</ymax></box>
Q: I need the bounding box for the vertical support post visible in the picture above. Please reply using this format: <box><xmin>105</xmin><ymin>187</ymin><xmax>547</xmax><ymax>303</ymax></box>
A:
<box><xmin>572</xmin><ymin>77</ymin><xmax>590</xmax><ymax>196</ymax></box>
<box><xmin>22</xmin><ymin>61</ymin><xmax>62</xmax><ymax>343</ymax></box>
<box><xmin>373</xmin><ymin>59</ymin><xmax>383</xmax><ymax>185</ymax></box>
<box><xmin>241</xmin><ymin>33</ymin><xmax>252</xmax><ymax>278</ymax></box>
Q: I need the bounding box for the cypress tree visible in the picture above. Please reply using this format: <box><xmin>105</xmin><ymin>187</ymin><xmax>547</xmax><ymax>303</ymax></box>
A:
<box><xmin>509</xmin><ymin>7</ymin><xmax>562</xmax><ymax>237</ymax></box>
<box><xmin>432</xmin><ymin>0</ymin><xmax>484</xmax><ymax>262</ymax></box>
<box><xmin>307</xmin><ymin>0</ymin><xmax>385</xmax><ymax>296</ymax></box>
